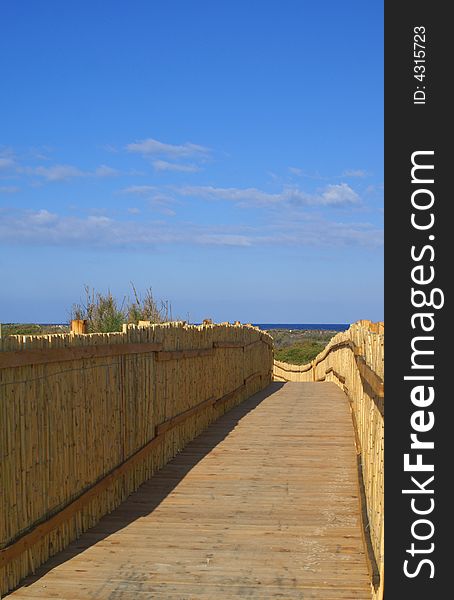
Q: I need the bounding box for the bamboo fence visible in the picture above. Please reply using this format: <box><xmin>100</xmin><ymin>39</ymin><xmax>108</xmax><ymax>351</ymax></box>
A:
<box><xmin>274</xmin><ymin>320</ymin><xmax>384</xmax><ymax>600</ymax></box>
<box><xmin>0</xmin><ymin>322</ymin><xmax>273</xmax><ymax>596</ymax></box>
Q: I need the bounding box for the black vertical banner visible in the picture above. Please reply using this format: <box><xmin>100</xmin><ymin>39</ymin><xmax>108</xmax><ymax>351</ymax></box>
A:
<box><xmin>386</xmin><ymin>2</ymin><xmax>451</xmax><ymax>597</ymax></box>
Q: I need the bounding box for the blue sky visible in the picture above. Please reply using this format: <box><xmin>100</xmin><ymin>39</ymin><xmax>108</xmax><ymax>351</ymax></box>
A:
<box><xmin>0</xmin><ymin>1</ymin><xmax>383</xmax><ymax>324</ymax></box>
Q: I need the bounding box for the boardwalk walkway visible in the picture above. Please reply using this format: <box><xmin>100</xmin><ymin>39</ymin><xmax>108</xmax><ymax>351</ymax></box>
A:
<box><xmin>8</xmin><ymin>382</ymin><xmax>371</xmax><ymax>599</ymax></box>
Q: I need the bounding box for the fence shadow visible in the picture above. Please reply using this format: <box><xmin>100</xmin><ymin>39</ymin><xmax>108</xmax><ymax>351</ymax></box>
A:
<box><xmin>16</xmin><ymin>382</ymin><xmax>286</xmax><ymax>591</ymax></box>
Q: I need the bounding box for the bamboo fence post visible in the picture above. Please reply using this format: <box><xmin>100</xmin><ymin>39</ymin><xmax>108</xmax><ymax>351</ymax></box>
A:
<box><xmin>70</xmin><ymin>320</ymin><xmax>87</xmax><ymax>334</ymax></box>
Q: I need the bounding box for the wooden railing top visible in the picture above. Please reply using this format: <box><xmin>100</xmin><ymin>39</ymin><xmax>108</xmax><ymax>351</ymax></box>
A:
<box><xmin>273</xmin><ymin>360</ymin><xmax>313</xmax><ymax>373</ymax></box>
<box><xmin>0</xmin><ymin>322</ymin><xmax>273</xmax><ymax>370</ymax></box>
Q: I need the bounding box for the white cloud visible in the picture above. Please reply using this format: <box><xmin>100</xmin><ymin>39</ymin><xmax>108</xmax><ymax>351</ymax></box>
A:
<box><xmin>285</xmin><ymin>168</ymin><xmax>326</xmax><ymax>180</ymax></box>
<box><xmin>288</xmin><ymin>166</ymin><xmax>303</xmax><ymax>176</ymax></box>
<box><xmin>23</xmin><ymin>163</ymin><xmax>120</xmax><ymax>181</ymax></box>
<box><xmin>342</xmin><ymin>169</ymin><xmax>368</xmax><ymax>178</ymax></box>
<box><xmin>86</xmin><ymin>215</ymin><xmax>112</xmax><ymax>226</ymax></box>
<box><xmin>287</xmin><ymin>168</ymin><xmax>369</xmax><ymax>181</ymax></box>
<box><xmin>196</xmin><ymin>234</ymin><xmax>253</xmax><ymax>246</ymax></box>
<box><xmin>0</xmin><ymin>185</ymin><xmax>20</xmax><ymax>193</ymax></box>
<box><xmin>29</xmin><ymin>164</ymin><xmax>87</xmax><ymax>181</ymax></box>
<box><xmin>179</xmin><ymin>185</ymin><xmax>281</xmax><ymax>206</ymax></box>
<box><xmin>148</xmin><ymin>194</ymin><xmax>177</xmax><ymax>216</ymax></box>
<box><xmin>0</xmin><ymin>157</ymin><xmax>15</xmax><ymax>170</ymax></box>
<box><xmin>121</xmin><ymin>185</ymin><xmax>157</xmax><ymax>196</ymax></box>
<box><xmin>178</xmin><ymin>183</ymin><xmax>360</xmax><ymax>208</ymax></box>
<box><xmin>152</xmin><ymin>160</ymin><xmax>200</xmax><ymax>173</ymax></box>
<box><xmin>0</xmin><ymin>208</ymin><xmax>382</xmax><ymax>250</ymax></box>
<box><xmin>120</xmin><ymin>186</ymin><xmax>178</xmax><ymax>215</ymax></box>
<box><xmin>28</xmin><ymin>209</ymin><xmax>59</xmax><ymax>224</ymax></box>
<box><xmin>95</xmin><ymin>165</ymin><xmax>119</xmax><ymax>177</ymax></box>
<box><xmin>126</xmin><ymin>137</ymin><xmax>211</xmax><ymax>158</ymax></box>
<box><xmin>319</xmin><ymin>183</ymin><xmax>360</xmax><ymax>206</ymax></box>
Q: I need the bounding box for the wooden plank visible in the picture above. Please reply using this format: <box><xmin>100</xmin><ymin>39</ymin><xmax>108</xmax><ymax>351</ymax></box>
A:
<box><xmin>0</xmin><ymin>342</ymin><xmax>163</xmax><ymax>370</ymax></box>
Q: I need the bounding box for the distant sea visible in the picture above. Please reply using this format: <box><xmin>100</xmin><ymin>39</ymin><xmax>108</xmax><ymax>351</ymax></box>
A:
<box><xmin>254</xmin><ymin>323</ymin><xmax>349</xmax><ymax>331</ymax></box>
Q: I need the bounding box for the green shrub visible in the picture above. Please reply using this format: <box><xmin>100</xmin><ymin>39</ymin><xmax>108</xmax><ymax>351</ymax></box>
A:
<box><xmin>275</xmin><ymin>341</ymin><xmax>325</xmax><ymax>365</ymax></box>
<box><xmin>71</xmin><ymin>284</ymin><xmax>171</xmax><ymax>333</ymax></box>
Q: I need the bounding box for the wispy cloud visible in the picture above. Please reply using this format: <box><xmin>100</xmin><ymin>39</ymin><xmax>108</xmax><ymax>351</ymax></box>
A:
<box><xmin>178</xmin><ymin>185</ymin><xmax>281</xmax><ymax>206</ymax></box>
<box><xmin>0</xmin><ymin>157</ymin><xmax>16</xmax><ymax>170</ymax></box>
<box><xmin>0</xmin><ymin>185</ymin><xmax>20</xmax><ymax>193</ymax></box>
<box><xmin>178</xmin><ymin>183</ymin><xmax>360</xmax><ymax>208</ymax></box>
<box><xmin>288</xmin><ymin>167</ymin><xmax>370</xmax><ymax>181</ymax></box>
<box><xmin>95</xmin><ymin>164</ymin><xmax>120</xmax><ymax>177</ymax></box>
<box><xmin>126</xmin><ymin>137</ymin><xmax>211</xmax><ymax>158</ymax></box>
<box><xmin>21</xmin><ymin>163</ymin><xmax>120</xmax><ymax>182</ymax></box>
<box><xmin>28</xmin><ymin>209</ymin><xmax>59</xmax><ymax>224</ymax></box>
<box><xmin>286</xmin><ymin>167</ymin><xmax>325</xmax><ymax>180</ymax></box>
<box><xmin>121</xmin><ymin>185</ymin><xmax>156</xmax><ymax>195</ymax></box>
<box><xmin>1</xmin><ymin>149</ymin><xmax>120</xmax><ymax>181</ymax></box>
<box><xmin>0</xmin><ymin>208</ymin><xmax>382</xmax><ymax>250</ymax></box>
<box><xmin>125</xmin><ymin>137</ymin><xmax>211</xmax><ymax>174</ymax></box>
<box><xmin>148</xmin><ymin>194</ymin><xmax>177</xmax><ymax>216</ymax></box>
<box><xmin>288</xmin><ymin>166</ymin><xmax>303</xmax><ymax>176</ymax></box>
<box><xmin>196</xmin><ymin>234</ymin><xmax>253</xmax><ymax>247</ymax></box>
<box><xmin>342</xmin><ymin>169</ymin><xmax>369</xmax><ymax>178</ymax></box>
<box><xmin>319</xmin><ymin>183</ymin><xmax>360</xmax><ymax>205</ymax></box>
<box><xmin>29</xmin><ymin>164</ymin><xmax>87</xmax><ymax>181</ymax></box>
<box><xmin>152</xmin><ymin>160</ymin><xmax>200</xmax><ymax>173</ymax></box>
<box><xmin>262</xmin><ymin>218</ymin><xmax>383</xmax><ymax>248</ymax></box>
<box><xmin>120</xmin><ymin>185</ymin><xmax>178</xmax><ymax>216</ymax></box>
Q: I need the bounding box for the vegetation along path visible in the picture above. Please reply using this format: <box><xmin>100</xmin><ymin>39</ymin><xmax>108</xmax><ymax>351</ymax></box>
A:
<box><xmin>8</xmin><ymin>382</ymin><xmax>371</xmax><ymax>599</ymax></box>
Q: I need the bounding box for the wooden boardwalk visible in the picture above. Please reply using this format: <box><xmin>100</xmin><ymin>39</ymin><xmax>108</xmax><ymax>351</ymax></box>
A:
<box><xmin>7</xmin><ymin>382</ymin><xmax>371</xmax><ymax>599</ymax></box>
